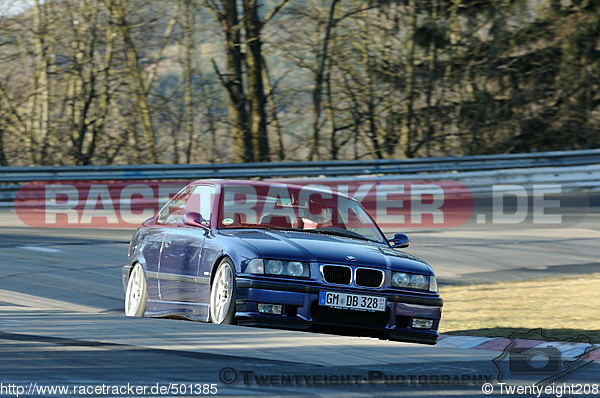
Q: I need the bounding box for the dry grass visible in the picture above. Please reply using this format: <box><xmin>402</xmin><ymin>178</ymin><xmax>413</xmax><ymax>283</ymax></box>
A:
<box><xmin>439</xmin><ymin>273</ymin><xmax>600</xmax><ymax>343</ymax></box>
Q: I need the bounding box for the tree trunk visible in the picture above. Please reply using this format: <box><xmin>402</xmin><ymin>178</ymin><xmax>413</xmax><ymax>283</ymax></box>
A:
<box><xmin>262</xmin><ymin>57</ymin><xmax>285</xmax><ymax>161</ymax></box>
<box><xmin>183</xmin><ymin>0</ymin><xmax>195</xmax><ymax>164</ymax></box>
<box><xmin>87</xmin><ymin>0</ymin><xmax>115</xmax><ymax>165</ymax></box>
<box><xmin>219</xmin><ymin>0</ymin><xmax>252</xmax><ymax>162</ymax></box>
<box><xmin>310</xmin><ymin>0</ymin><xmax>339</xmax><ymax>161</ymax></box>
<box><xmin>399</xmin><ymin>0</ymin><xmax>416</xmax><ymax>158</ymax></box>
<box><xmin>0</xmin><ymin>128</ymin><xmax>7</xmax><ymax>166</ymax></box>
<box><xmin>424</xmin><ymin>0</ymin><xmax>439</xmax><ymax>157</ymax></box>
<box><xmin>106</xmin><ymin>0</ymin><xmax>157</xmax><ymax>163</ymax></box>
<box><xmin>32</xmin><ymin>0</ymin><xmax>51</xmax><ymax>164</ymax></box>
<box><xmin>243</xmin><ymin>0</ymin><xmax>270</xmax><ymax>162</ymax></box>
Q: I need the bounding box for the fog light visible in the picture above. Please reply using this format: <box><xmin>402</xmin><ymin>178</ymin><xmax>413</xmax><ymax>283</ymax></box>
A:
<box><xmin>411</xmin><ymin>318</ymin><xmax>434</xmax><ymax>329</ymax></box>
<box><xmin>258</xmin><ymin>303</ymin><xmax>283</xmax><ymax>315</ymax></box>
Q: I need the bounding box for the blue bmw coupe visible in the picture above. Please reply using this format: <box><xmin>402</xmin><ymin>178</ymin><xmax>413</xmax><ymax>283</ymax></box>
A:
<box><xmin>123</xmin><ymin>180</ymin><xmax>442</xmax><ymax>344</ymax></box>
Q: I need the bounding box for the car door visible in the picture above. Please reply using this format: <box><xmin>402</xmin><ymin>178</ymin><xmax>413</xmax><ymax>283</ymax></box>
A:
<box><xmin>158</xmin><ymin>185</ymin><xmax>215</xmax><ymax>303</ymax></box>
<box><xmin>133</xmin><ymin>227</ymin><xmax>164</xmax><ymax>300</ymax></box>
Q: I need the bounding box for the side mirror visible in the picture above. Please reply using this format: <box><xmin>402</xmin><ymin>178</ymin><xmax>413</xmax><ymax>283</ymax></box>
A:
<box><xmin>185</xmin><ymin>211</ymin><xmax>209</xmax><ymax>229</ymax></box>
<box><xmin>389</xmin><ymin>233</ymin><xmax>410</xmax><ymax>249</ymax></box>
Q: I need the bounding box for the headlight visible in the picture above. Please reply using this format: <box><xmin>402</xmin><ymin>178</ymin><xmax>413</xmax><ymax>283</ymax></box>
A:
<box><xmin>265</xmin><ymin>260</ymin><xmax>284</xmax><ymax>275</ymax></box>
<box><xmin>410</xmin><ymin>274</ymin><xmax>428</xmax><ymax>290</ymax></box>
<box><xmin>287</xmin><ymin>261</ymin><xmax>305</xmax><ymax>277</ymax></box>
<box><xmin>391</xmin><ymin>272</ymin><xmax>410</xmax><ymax>287</ymax></box>
<box><xmin>391</xmin><ymin>272</ymin><xmax>434</xmax><ymax>291</ymax></box>
<box><xmin>245</xmin><ymin>258</ymin><xmax>309</xmax><ymax>277</ymax></box>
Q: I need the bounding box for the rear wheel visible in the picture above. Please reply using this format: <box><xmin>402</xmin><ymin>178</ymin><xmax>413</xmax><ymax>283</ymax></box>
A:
<box><xmin>209</xmin><ymin>259</ymin><xmax>236</xmax><ymax>324</ymax></box>
<box><xmin>125</xmin><ymin>263</ymin><xmax>148</xmax><ymax>317</ymax></box>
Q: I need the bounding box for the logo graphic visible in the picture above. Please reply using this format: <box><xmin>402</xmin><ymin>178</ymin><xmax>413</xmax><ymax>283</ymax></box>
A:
<box><xmin>492</xmin><ymin>328</ymin><xmax>595</xmax><ymax>385</ymax></box>
<box><xmin>508</xmin><ymin>346</ymin><xmax>561</xmax><ymax>374</ymax></box>
<box><xmin>14</xmin><ymin>180</ymin><xmax>474</xmax><ymax>228</ymax></box>
<box><xmin>345</xmin><ymin>255</ymin><xmax>356</xmax><ymax>261</ymax></box>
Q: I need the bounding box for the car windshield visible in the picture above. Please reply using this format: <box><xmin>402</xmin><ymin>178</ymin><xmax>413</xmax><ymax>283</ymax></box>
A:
<box><xmin>219</xmin><ymin>184</ymin><xmax>386</xmax><ymax>244</ymax></box>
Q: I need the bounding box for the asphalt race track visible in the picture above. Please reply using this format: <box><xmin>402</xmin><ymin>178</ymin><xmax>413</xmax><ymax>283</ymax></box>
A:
<box><xmin>0</xmin><ymin>192</ymin><xmax>599</xmax><ymax>397</ymax></box>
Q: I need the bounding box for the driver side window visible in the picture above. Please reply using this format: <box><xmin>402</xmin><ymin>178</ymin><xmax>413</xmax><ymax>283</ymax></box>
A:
<box><xmin>183</xmin><ymin>185</ymin><xmax>216</xmax><ymax>221</ymax></box>
<box><xmin>157</xmin><ymin>187</ymin><xmax>191</xmax><ymax>226</ymax></box>
<box><xmin>157</xmin><ymin>185</ymin><xmax>216</xmax><ymax>226</ymax></box>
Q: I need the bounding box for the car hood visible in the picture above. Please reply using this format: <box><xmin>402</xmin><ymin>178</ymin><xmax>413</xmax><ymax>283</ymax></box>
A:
<box><xmin>220</xmin><ymin>229</ymin><xmax>433</xmax><ymax>275</ymax></box>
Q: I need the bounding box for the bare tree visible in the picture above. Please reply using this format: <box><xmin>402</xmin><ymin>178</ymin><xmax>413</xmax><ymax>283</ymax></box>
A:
<box><xmin>105</xmin><ymin>0</ymin><xmax>157</xmax><ymax>163</ymax></box>
<box><xmin>206</xmin><ymin>0</ymin><xmax>252</xmax><ymax>162</ymax></box>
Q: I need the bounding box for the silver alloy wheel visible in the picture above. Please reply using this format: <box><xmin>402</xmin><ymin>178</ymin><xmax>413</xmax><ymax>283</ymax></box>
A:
<box><xmin>210</xmin><ymin>260</ymin><xmax>235</xmax><ymax>324</ymax></box>
<box><xmin>125</xmin><ymin>263</ymin><xmax>148</xmax><ymax>317</ymax></box>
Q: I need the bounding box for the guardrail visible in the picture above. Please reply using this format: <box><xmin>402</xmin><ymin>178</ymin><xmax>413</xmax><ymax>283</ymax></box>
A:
<box><xmin>1</xmin><ymin>149</ymin><xmax>600</xmax><ymax>182</ymax></box>
<box><xmin>1</xmin><ymin>149</ymin><xmax>599</xmax><ymax>208</ymax></box>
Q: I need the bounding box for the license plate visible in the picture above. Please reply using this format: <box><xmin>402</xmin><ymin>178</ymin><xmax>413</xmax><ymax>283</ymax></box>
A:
<box><xmin>319</xmin><ymin>291</ymin><xmax>386</xmax><ymax>312</ymax></box>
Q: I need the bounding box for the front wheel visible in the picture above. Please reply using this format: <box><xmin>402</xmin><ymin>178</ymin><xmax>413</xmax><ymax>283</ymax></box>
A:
<box><xmin>125</xmin><ymin>263</ymin><xmax>148</xmax><ymax>317</ymax></box>
<box><xmin>209</xmin><ymin>259</ymin><xmax>236</xmax><ymax>324</ymax></box>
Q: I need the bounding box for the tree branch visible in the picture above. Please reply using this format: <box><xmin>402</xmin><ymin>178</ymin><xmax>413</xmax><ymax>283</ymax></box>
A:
<box><xmin>335</xmin><ymin>4</ymin><xmax>380</xmax><ymax>24</ymax></box>
<box><xmin>262</xmin><ymin>0</ymin><xmax>290</xmax><ymax>27</ymax></box>
<box><xmin>211</xmin><ymin>58</ymin><xmax>229</xmax><ymax>89</ymax></box>
<box><xmin>145</xmin><ymin>0</ymin><xmax>182</xmax><ymax>92</ymax></box>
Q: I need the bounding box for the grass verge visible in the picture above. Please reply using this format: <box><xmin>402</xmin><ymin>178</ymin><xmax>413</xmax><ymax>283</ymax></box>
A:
<box><xmin>439</xmin><ymin>273</ymin><xmax>600</xmax><ymax>343</ymax></box>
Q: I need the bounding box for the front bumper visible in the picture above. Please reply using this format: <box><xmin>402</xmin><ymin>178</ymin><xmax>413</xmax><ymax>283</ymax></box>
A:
<box><xmin>235</xmin><ymin>277</ymin><xmax>442</xmax><ymax>345</ymax></box>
